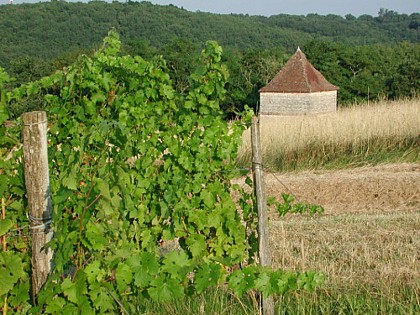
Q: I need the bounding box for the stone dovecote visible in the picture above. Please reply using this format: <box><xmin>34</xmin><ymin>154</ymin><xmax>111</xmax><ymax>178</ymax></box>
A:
<box><xmin>259</xmin><ymin>47</ymin><xmax>338</xmax><ymax>115</ymax></box>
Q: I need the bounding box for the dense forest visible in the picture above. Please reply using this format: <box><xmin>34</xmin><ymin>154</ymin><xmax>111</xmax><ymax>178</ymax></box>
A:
<box><xmin>0</xmin><ymin>1</ymin><xmax>419</xmax><ymax>116</ymax></box>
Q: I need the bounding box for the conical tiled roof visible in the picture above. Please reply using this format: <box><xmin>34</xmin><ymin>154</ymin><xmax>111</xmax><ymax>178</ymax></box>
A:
<box><xmin>259</xmin><ymin>48</ymin><xmax>338</xmax><ymax>93</ymax></box>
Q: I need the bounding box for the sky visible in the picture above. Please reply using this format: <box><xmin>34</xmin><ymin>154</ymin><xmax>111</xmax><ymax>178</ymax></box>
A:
<box><xmin>4</xmin><ymin>0</ymin><xmax>420</xmax><ymax>17</ymax></box>
<box><xmin>145</xmin><ymin>0</ymin><xmax>420</xmax><ymax>17</ymax></box>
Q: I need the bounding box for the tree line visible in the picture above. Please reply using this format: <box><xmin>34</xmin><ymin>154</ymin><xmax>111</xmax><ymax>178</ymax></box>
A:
<box><xmin>0</xmin><ymin>1</ymin><xmax>419</xmax><ymax>117</ymax></box>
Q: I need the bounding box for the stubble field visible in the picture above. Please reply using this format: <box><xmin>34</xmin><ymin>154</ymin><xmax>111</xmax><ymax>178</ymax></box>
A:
<box><xmin>233</xmin><ymin>98</ymin><xmax>420</xmax><ymax>313</ymax></box>
<box><xmin>263</xmin><ymin>163</ymin><xmax>419</xmax><ymax>312</ymax></box>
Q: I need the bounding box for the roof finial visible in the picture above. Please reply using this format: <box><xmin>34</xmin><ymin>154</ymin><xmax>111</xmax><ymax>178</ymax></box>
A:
<box><xmin>297</xmin><ymin>46</ymin><xmax>301</xmax><ymax>52</ymax></box>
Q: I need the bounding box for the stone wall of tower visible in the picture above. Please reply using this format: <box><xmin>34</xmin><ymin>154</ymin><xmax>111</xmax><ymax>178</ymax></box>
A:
<box><xmin>259</xmin><ymin>91</ymin><xmax>337</xmax><ymax>115</ymax></box>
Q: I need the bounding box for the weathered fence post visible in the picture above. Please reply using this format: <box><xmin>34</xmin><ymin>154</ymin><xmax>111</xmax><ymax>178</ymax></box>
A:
<box><xmin>22</xmin><ymin>111</ymin><xmax>53</xmax><ymax>303</ymax></box>
<box><xmin>251</xmin><ymin>115</ymin><xmax>274</xmax><ymax>315</ymax></box>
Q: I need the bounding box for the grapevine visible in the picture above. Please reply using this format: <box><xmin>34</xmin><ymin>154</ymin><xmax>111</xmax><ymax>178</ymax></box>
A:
<box><xmin>0</xmin><ymin>30</ymin><xmax>324</xmax><ymax>313</ymax></box>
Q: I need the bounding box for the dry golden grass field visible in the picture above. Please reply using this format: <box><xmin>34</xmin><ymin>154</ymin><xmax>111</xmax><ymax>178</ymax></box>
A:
<box><xmin>238</xmin><ymin>98</ymin><xmax>420</xmax><ymax>171</ymax></box>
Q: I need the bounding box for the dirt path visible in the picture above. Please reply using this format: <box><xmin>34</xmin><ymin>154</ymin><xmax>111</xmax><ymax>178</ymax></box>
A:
<box><xmin>238</xmin><ymin>163</ymin><xmax>420</xmax><ymax>216</ymax></box>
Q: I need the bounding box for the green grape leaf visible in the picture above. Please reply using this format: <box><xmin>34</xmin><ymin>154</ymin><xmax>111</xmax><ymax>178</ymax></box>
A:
<box><xmin>297</xmin><ymin>271</ymin><xmax>325</xmax><ymax>292</ymax></box>
<box><xmin>96</xmin><ymin>179</ymin><xmax>111</xmax><ymax>201</ymax></box>
<box><xmin>44</xmin><ymin>297</ymin><xmax>66</xmax><ymax>314</ymax></box>
<box><xmin>0</xmin><ymin>218</ymin><xmax>13</xmax><ymax>237</ymax></box>
<box><xmin>140</xmin><ymin>252</ymin><xmax>160</xmax><ymax>274</ymax></box>
<box><xmin>85</xmin><ymin>221</ymin><xmax>107</xmax><ymax>251</ymax></box>
<box><xmin>148</xmin><ymin>275</ymin><xmax>184</xmax><ymax>302</ymax></box>
<box><xmin>228</xmin><ymin>269</ymin><xmax>247</xmax><ymax>296</ymax></box>
<box><xmin>116</xmin><ymin>262</ymin><xmax>133</xmax><ymax>293</ymax></box>
<box><xmin>8</xmin><ymin>280</ymin><xmax>30</xmax><ymax>306</ymax></box>
<box><xmin>254</xmin><ymin>271</ymin><xmax>273</xmax><ymax>298</ymax></box>
<box><xmin>162</xmin><ymin>250</ymin><xmax>190</xmax><ymax>277</ymax></box>
<box><xmin>228</xmin><ymin>266</ymin><xmax>257</xmax><ymax>296</ymax></box>
<box><xmin>99</xmin><ymin>198</ymin><xmax>114</xmax><ymax>216</ymax></box>
<box><xmin>85</xmin><ymin>260</ymin><xmax>105</xmax><ymax>284</ymax></box>
<box><xmin>195</xmin><ymin>262</ymin><xmax>223</xmax><ymax>294</ymax></box>
<box><xmin>92</xmin><ymin>287</ymin><xmax>114</xmax><ymax>312</ymax></box>
<box><xmin>200</xmin><ymin>190</ymin><xmax>214</xmax><ymax>209</ymax></box>
<box><xmin>0</xmin><ymin>104</ymin><xmax>9</xmax><ymax>125</ymax></box>
<box><xmin>63</xmin><ymin>167</ymin><xmax>79</xmax><ymax>190</ymax></box>
<box><xmin>273</xmin><ymin>270</ymin><xmax>297</xmax><ymax>294</ymax></box>
<box><xmin>188</xmin><ymin>235</ymin><xmax>207</xmax><ymax>258</ymax></box>
<box><xmin>127</xmin><ymin>252</ymin><xmax>159</xmax><ymax>288</ymax></box>
<box><xmin>132</xmin><ymin>266</ymin><xmax>153</xmax><ymax>288</ymax></box>
<box><xmin>0</xmin><ymin>174</ymin><xmax>7</xmax><ymax>195</ymax></box>
<box><xmin>61</xmin><ymin>278</ymin><xmax>78</xmax><ymax>304</ymax></box>
<box><xmin>0</xmin><ymin>252</ymin><xmax>25</xmax><ymax>296</ymax></box>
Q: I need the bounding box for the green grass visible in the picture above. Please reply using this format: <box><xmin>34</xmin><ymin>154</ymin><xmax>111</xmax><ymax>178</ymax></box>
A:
<box><xmin>263</xmin><ymin>136</ymin><xmax>420</xmax><ymax>172</ymax></box>
<box><xmin>127</xmin><ymin>283</ymin><xmax>418</xmax><ymax>315</ymax></box>
<box><xmin>276</xmin><ymin>284</ymin><xmax>419</xmax><ymax>315</ymax></box>
<box><xmin>130</xmin><ymin>287</ymin><xmax>259</xmax><ymax>315</ymax></box>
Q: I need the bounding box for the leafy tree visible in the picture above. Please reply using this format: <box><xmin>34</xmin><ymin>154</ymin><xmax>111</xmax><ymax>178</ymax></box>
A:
<box><xmin>304</xmin><ymin>40</ymin><xmax>351</xmax><ymax>102</ymax></box>
<box><xmin>1</xmin><ymin>1</ymin><xmax>418</xmax><ymax>76</ymax></box>
<box><xmin>8</xmin><ymin>56</ymin><xmax>52</xmax><ymax>88</ymax></box>
<box><xmin>345</xmin><ymin>14</ymin><xmax>356</xmax><ymax>21</ymax></box>
<box><xmin>387</xmin><ymin>42</ymin><xmax>420</xmax><ymax>98</ymax></box>
<box><xmin>408</xmin><ymin>20</ymin><xmax>419</xmax><ymax>30</ymax></box>
<box><xmin>223</xmin><ymin>47</ymin><xmax>287</xmax><ymax>115</ymax></box>
<box><xmin>304</xmin><ymin>39</ymin><xmax>420</xmax><ymax>104</ymax></box>
<box><xmin>122</xmin><ymin>38</ymin><xmax>158</xmax><ymax>60</ymax></box>
<box><xmin>377</xmin><ymin>8</ymin><xmax>398</xmax><ymax>23</ymax></box>
<box><xmin>160</xmin><ymin>38</ymin><xmax>201</xmax><ymax>94</ymax></box>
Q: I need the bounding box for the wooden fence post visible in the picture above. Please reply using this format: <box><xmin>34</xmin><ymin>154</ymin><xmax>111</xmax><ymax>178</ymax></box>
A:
<box><xmin>22</xmin><ymin>111</ymin><xmax>53</xmax><ymax>303</ymax></box>
<box><xmin>251</xmin><ymin>115</ymin><xmax>274</xmax><ymax>315</ymax></box>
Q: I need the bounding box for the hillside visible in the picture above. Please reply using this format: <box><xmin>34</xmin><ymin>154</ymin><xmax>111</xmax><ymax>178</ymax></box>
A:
<box><xmin>0</xmin><ymin>1</ymin><xmax>419</xmax><ymax>69</ymax></box>
<box><xmin>0</xmin><ymin>2</ymin><xmax>419</xmax><ymax>116</ymax></box>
